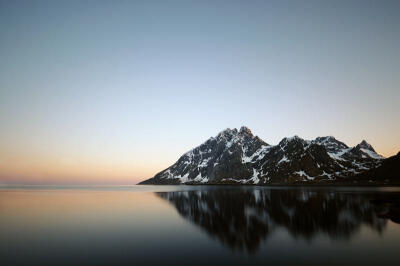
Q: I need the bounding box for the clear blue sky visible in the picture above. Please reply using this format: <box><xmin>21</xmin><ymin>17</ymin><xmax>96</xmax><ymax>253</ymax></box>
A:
<box><xmin>0</xmin><ymin>0</ymin><xmax>399</xmax><ymax>184</ymax></box>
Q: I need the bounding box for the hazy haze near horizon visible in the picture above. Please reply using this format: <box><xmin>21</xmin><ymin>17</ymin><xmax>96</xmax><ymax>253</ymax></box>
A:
<box><xmin>0</xmin><ymin>0</ymin><xmax>399</xmax><ymax>184</ymax></box>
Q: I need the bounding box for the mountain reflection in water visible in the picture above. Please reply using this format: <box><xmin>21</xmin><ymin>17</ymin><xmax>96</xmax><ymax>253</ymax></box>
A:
<box><xmin>157</xmin><ymin>188</ymin><xmax>398</xmax><ymax>253</ymax></box>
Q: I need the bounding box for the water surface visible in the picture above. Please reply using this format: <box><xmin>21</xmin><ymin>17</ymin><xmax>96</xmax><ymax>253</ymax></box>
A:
<box><xmin>1</xmin><ymin>185</ymin><xmax>400</xmax><ymax>265</ymax></box>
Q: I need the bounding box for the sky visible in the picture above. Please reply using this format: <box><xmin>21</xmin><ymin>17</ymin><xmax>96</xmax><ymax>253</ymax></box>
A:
<box><xmin>0</xmin><ymin>0</ymin><xmax>399</xmax><ymax>185</ymax></box>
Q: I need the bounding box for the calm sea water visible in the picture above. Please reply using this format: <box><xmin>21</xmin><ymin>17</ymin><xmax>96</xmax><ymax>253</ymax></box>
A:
<box><xmin>1</xmin><ymin>185</ymin><xmax>400</xmax><ymax>266</ymax></box>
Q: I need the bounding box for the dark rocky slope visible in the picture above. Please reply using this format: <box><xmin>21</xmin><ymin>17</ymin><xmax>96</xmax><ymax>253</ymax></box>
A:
<box><xmin>349</xmin><ymin>152</ymin><xmax>400</xmax><ymax>184</ymax></box>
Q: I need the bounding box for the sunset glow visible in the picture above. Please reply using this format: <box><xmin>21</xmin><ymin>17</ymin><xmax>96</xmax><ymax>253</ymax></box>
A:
<box><xmin>1</xmin><ymin>0</ymin><xmax>399</xmax><ymax>185</ymax></box>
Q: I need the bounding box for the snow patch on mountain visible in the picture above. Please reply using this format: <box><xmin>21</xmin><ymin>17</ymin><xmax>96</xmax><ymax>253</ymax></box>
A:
<box><xmin>193</xmin><ymin>173</ymin><xmax>209</xmax><ymax>183</ymax></box>
<box><xmin>242</xmin><ymin>145</ymin><xmax>271</xmax><ymax>163</ymax></box>
<box><xmin>278</xmin><ymin>155</ymin><xmax>290</xmax><ymax>165</ymax></box>
<box><xmin>327</xmin><ymin>148</ymin><xmax>350</xmax><ymax>161</ymax></box>
<box><xmin>295</xmin><ymin>170</ymin><xmax>314</xmax><ymax>180</ymax></box>
<box><xmin>249</xmin><ymin>169</ymin><xmax>260</xmax><ymax>184</ymax></box>
<box><xmin>360</xmin><ymin>148</ymin><xmax>385</xmax><ymax>159</ymax></box>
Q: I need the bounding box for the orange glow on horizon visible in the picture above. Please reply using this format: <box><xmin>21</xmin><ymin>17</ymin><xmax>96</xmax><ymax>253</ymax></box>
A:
<box><xmin>0</xmin><ymin>133</ymin><xmax>399</xmax><ymax>185</ymax></box>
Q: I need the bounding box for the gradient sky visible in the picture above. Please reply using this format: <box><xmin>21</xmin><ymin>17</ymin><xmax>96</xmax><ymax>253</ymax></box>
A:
<box><xmin>1</xmin><ymin>0</ymin><xmax>399</xmax><ymax>184</ymax></box>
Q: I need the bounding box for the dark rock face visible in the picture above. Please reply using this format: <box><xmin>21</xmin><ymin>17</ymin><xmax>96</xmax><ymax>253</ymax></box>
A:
<box><xmin>351</xmin><ymin>152</ymin><xmax>400</xmax><ymax>184</ymax></box>
<box><xmin>139</xmin><ymin>127</ymin><xmax>386</xmax><ymax>185</ymax></box>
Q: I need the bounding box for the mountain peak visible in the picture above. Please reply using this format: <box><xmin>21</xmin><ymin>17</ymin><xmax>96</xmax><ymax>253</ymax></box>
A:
<box><xmin>281</xmin><ymin>135</ymin><xmax>303</xmax><ymax>142</ymax></box>
<box><xmin>217</xmin><ymin>126</ymin><xmax>255</xmax><ymax>139</ymax></box>
<box><xmin>315</xmin><ymin>136</ymin><xmax>336</xmax><ymax>142</ymax></box>
<box><xmin>217</xmin><ymin>128</ymin><xmax>237</xmax><ymax>137</ymax></box>
<box><xmin>239</xmin><ymin>126</ymin><xmax>253</xmax><ymax>136</ymax></box>
<box><xmin>278</xmin><ymin>135</ymin><xmax>306</xmax><ymax>149</ymax></box>
<box><xmin>357</xmin><ymin>140</ymin><xmax>375</xmax><ymax>152</ymax></box>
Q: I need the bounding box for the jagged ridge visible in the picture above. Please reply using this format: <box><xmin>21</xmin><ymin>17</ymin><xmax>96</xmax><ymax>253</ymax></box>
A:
<box><xmin>140</xmin><ymin>126</ymin><xmax>385</xmax><ymax>185</ymax></box>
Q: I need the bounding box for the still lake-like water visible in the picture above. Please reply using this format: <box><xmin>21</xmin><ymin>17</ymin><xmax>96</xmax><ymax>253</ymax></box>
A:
<box><xmin>1</xmin><ymin>185</ymin><xmax>400</xmax><ymax>265</ymax></box>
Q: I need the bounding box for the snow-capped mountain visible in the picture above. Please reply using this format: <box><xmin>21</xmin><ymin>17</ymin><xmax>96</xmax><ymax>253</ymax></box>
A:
<box><xmin>140</xmin><ymin>127</ymin><xmax>385</xmax><ymax>185</ymax></box>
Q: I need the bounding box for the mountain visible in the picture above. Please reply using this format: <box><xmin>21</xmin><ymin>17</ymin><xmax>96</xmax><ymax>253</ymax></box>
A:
<box><xmin>350</xmin><ymin>152</ymin><xmax>400</xmax><ymax>184</ymax></box>
<box><xmin>139</xmin><ymin>126</ymin><xmax>386</xmax><ymax>185</ymax></box>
